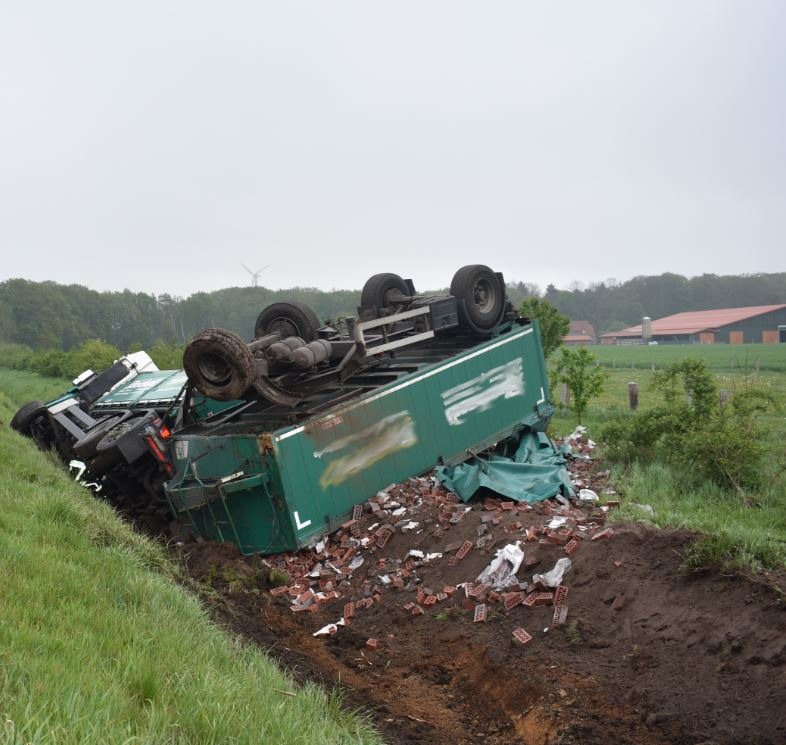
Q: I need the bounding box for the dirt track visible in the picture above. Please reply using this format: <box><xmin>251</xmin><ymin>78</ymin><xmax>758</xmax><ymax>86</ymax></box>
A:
<box><xmin>171</xmin><ymin>448</ymin><xmax>786</xmax><ymax>745</ymax></box>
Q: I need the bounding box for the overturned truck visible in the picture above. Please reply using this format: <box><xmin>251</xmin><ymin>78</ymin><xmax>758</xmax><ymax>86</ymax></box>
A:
<box><xmin>12</xmin><ymin>265</ymin><xmax>555</xmax><ymax>555</ymax></box>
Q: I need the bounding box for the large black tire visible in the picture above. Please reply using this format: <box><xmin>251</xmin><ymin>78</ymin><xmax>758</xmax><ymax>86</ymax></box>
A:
<box><xmin>360</xmin><ymin>273</ymin><xmax>410</xmax><ymax>314</ymax></box>
<box><xmin>254</xmin><ymin>301</ymin><xmax>321</xmax><ymax>342</ymax></box>
<box><xmin>89</xmin><ymin>410</ymin><xmax>158</xmax><ymax>474</ymax></box>
<box><xmin>182</xmin><ymin>328</ymin><xmax>255</xmax><ymax>401</ymax></box>
<box><xmin>11</xmin><ymin>400</ymin><xmax>48</xmax><ymax>435</ymax></box>
<box><xmin>72</xmin><ymin>413</ymin><xmax>128</xmax><ymax>460</ymax></box>
<box><xmin>450</xmin><ymin>264</ymin><xmax>506</xmax><ymax>332</ymax></box>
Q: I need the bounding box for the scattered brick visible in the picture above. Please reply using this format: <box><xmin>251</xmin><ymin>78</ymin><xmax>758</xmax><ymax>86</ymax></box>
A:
<box><xmin>552</xmin><ymin>604</ymin><xmax>569</xmax><ymax>626</ymax></box>
<box><xmin>612</xmin><ymin>594</ymin><xmax>626</xmax><ymax>611</ymax></box>
<box><xmin>591</xmin><ymin>527</ymin><xmax>615</xmax><ymax>541</ymax></box>
<box><xmin>522</xmin><ymin>594</ymin><xmax>538</xmax><ymax>607</ymax></box>
<box><xmin>554</xmin><ymin>585</ymin><xmax>570</xmax><ymax>606</ymax></box>
<box><xmin>468</xmin><ymin>583</ymin><xmax>489</xmax><ymax>598</ymax></box>
<box><xmin>456</xmin><ymin>541</ymin><xmax>474</xmax><ymax>560</ymax></box>
<box><xmin>614</xmin><ymin>560</ymin><xmax>623</xmax><ymax>568</ymax></box>
<box><xmin>343</xmin><ymin>602</ymin><xmax>356</xmax><ymax>619</ymax></box>
<box><xmin>501</xmin><ymin>501</ymin><xmax>515</xmax><ymax>510</ymax></box>
<box><xmin>410</xmin><ymin>605</ymin><xmax>425</xmax><ymax>616</ymax></box>
<box><xmin>532</xmin><ymin>592</ymin><xmax>555</xmax><ymax>606</ymax></box>
<box><xmin>504</xmin><ymin>592</ymin><xmax>524</xmax><ymax>611</ymax></box>
<box><xmin>424</xmin><ymin>595</ymin><xmax>438</xmax><ymax>606</ymax></box>
<box><xmin>376</xmin><ymin>527</ymin><xmax>393</xmax><ymax>548</ymax></box>
<box><xmin>366</xmin><ymin>638</ymin><xmax>380</xmax><ymax>650</ymax></box>
<box><xmin>512</xmin><ymin>627</ymin><xmax>533</xmax><ymax>645</ymax></box>
<box><xmin>474</xmin><ymin>603</ymin><xmax>488</xmax><ymax>622</ymax></box>
<box><xmin>442</xmin><ymin>585</ymin><xmax>457</xmax><ymax>597</ymax></box>
<box><xmin>352</xmin><ymin>504</ymin><xmax>363</xmax><ymax>521</ymax></box>
<box><xmin>403</xmin><ymin>602</ymin><xmax>415</xmax><ymax>610</ymax></box>
<box><xmin>436</xmin><ymin>592</ymin><xmax>448</xmax><ymax>602</ymax></box>
<box><xmin>564</xmin><ymin>539</ymin><xmax>580</xmax><ymax>556</ymax></box>
<box><xmin>270</xmin><ymin>585</ymin><xmax>290</xmax><ymax>596</ymax></box>
<box><xmin>341</xmin><ymin>518</ymin><xmax>357</xmax><ymax>530</ymax></box>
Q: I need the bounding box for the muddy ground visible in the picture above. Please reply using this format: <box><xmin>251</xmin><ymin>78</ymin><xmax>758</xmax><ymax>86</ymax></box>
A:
<box><xmin>168</xmin><ymin>441</ymin><xmax>786</xmax><ymax>745</ymax></box>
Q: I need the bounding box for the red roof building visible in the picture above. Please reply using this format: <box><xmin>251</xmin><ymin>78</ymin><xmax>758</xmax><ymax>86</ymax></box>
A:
<box><xmin>564</xmin><ymin>320</ymin><xmax>596</xmax><ymax>346</ymax></box>
<box><xmin>601</xmin><ymin>305</ymin><xmax>786</xmax><ymax>345</ymax></box>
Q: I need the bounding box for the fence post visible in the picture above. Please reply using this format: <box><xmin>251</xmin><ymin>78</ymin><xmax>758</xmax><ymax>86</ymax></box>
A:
<box><xmin>560</xmin><ymin>382</ymin><xmax>570</xmax><ymax>411</ymax></box>
<box><xmin>719</xmin><ymin>389</ymin><xmax>729</xmax><ymax>406</ymax></box>
<box><xmin>628</xmin><ymin>381</ymin><xmax>639</xmax><ymax>411</ymax></box>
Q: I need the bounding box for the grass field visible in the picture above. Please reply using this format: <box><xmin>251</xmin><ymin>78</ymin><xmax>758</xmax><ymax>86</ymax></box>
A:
<box><xmin>549</xmin><ymin>343</ymin><xmax>786</xmax><ymax>569</ymax></box>
<box><xmin>0</xmin><ymin>376</ymin><xmax>382</xmax><ymax>745</ymax></box>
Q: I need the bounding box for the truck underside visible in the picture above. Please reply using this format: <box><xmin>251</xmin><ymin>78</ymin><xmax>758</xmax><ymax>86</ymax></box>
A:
<box><xmin>11</xmin><ymin>265</ymin><xmax>558</xmax><ymax>554</ymax></box>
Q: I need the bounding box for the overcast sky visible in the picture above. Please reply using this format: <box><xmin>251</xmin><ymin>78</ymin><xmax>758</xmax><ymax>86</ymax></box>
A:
<box><xmin>1</xmin><ymin>2</ymin><xmax>784</xmax><ymax>298</ymax></box>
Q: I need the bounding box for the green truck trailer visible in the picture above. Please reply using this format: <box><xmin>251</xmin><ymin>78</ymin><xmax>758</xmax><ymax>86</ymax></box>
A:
<box><xmin>11</xmin><ymin>265</ymin><xmax>557</xmax><ymax>555</ymax></box>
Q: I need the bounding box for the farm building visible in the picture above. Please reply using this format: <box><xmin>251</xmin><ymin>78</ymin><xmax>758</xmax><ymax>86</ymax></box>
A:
<box><xmin>564</xmin><ymin>320</ymin><xmax>597</xmax><ymax>346</ymax></box>
<box><xmin>600</xmin><ymin>304</ymin><xmax>786</xmax><ymax>345</ymax></box>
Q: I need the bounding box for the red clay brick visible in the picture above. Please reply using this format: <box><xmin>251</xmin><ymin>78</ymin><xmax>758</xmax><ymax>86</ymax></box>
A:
<box><xmin>270</xmin><ymin>585</ymin><xmax>290</xmax><ymax>596</ymax></box>
<box><xmin>512</xmin><ymin>628</ymin><xmax>533</xmax><ymax>645</ymax></box>
<box><xmin>552</xmin><ymin>604</ymin><xmax>569</xmax><ymax>626</ymax></box>
<box><xmin>564</xmin><ymin>539</ymin><xmax>580</xmax><ymax>556</ymax></box>
<box><xmin>504</xmin><ymin>592</ymin><xmax>524</xmax><ymax>610</ymax></box>
<box><xmin>532</xmin><ymin>592</ymin><xmax>555</xmax><ymax>606</ymax></box>
<box><xmin>522</xmin><ymin>594</ymin><xmax>538</xmax><ymax>607</ymax></box>
<box><xmin>456</xmin><ymin>541</ymin><xmax>474</xmax><ymax>560</ymax></box>
<box><xmin>343</xmin><ymin>601</ymin><xmax>356</xmax><ymax>619</ymax></box>
<box><xmin>474</xmin><ymin>603</ymin><xmax>488</xmax><ymax>622</ymax></box>
<box><xmin>403</xmin><ymin>602</ymin><xmax>416</xmax><ymax>610</ymax></box>
<box><xmin>591</xmin><ymin>527</ymin><xmax>615</xmax><ymax>541</ymax></box>
<box><xmin>352</xmin><ymin>504</ymin><xmax>363</xmax><ymax>521</ymax></box>
<box><xmin>424</xmin><ymin>595</ymin><xmax>438</xmax><ymax>606</ymax></box>
<box><xmin>366</xmin><ymin>638</ymin><xmax>380</xmax><ymax>650</ymax></box>
<box><xmin>501</xmin><ymin>501</ymin><xmax>515</xmax><ymax>510</ymax></box>
<box><xmin>436</xmin><ymin>592</ymin><xmax>448</xmax><ymax>602</ymax></box>
<box><xmin>443</xmin><ymin>585</ymin><xmax>457</xmax><ymax>597</ymax></box>
<box><xmin>554</xmin><ymin>585</ymin><xmax>569</xmax><ymax>605</ymax></box>
<box><xmin>410</xmin><ymin>605</ymin><xmax>425</xmax><ymax>616</ymax></box>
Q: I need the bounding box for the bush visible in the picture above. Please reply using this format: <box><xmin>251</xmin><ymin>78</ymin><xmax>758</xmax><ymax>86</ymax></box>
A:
<box><xmin>29</xmin><ymin>349</ymin><xmax>70</xmax><ymax>378</ymax></box>
<box><xmin>601</xmin><ymin>359</ymin><xmax>776</xmax><ymax>496</ymax></box>
<box><xmin>65</xmin><ymin>340</ymin><xmax>122</xmax><ymax>379</ymax></box>
<box><xmin>551</xmin><ymin>346</ymin><xmax>607</xmax><ymax>424</ymax></box>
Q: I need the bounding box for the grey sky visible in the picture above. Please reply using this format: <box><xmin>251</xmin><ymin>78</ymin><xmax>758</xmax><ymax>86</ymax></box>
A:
<box><xmin>2</xmin><ymin>2</ymin><xmax>784</xmax><ymax>299</ymax></box>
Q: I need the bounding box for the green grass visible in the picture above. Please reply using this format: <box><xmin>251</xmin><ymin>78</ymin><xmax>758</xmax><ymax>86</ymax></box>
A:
<box><xmin>0</xmin><ymin>369</ymin><xmax>73</xmax><ymax>406</ymax></box>
<box><xmin>0</xmin><ymin>389</ymin><xmax>382</xmax><ymax>744</ymax></box>
<box><xmin>591</xmin><ymin>341</ymin><xmax>786</xmax><ymax>373</ymax></box>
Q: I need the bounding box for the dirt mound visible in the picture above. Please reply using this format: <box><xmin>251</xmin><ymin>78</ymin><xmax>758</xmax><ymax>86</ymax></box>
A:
<box><xmin>173</xmin><ymin>451</ymin><xmax>786</xmax><ymax>745</ymax></box>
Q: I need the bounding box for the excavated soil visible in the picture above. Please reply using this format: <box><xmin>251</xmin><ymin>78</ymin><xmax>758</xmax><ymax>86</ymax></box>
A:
<box><xmin>169</xmin><ymin>443</ymin><xmax>786</xmax><ymax>745</ymax></box>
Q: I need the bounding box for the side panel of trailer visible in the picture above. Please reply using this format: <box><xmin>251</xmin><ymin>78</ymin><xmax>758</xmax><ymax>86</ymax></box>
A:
<box><xmin>165</xmin><ymin>322</ymin><xmax>553</xmax><ymax>554</ymax></box>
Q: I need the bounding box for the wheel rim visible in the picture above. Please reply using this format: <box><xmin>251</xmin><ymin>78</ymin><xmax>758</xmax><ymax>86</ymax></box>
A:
<box><xmin>472</xmin><ymin>278</ymin><xmax>497</xmax><ymax>315</ymax></box>
<box><xmin>267</xmin><ymin>317</ymin><xmax>299</xmax><ymax>339</ymax></box>
<box><xmin>197</xmin><ymin>353</ymin><xmax>232</xmax><ymax>386</ymax></box>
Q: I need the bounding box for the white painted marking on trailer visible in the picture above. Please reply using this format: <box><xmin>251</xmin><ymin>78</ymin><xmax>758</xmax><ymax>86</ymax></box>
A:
<box><xmin>442</xmin><ymin>359</ymin><xmax>524</xmax><ymax>425</ymax></box>
<box><xmin>294</xmin><ymin>511</ymin><xmax>312</xmax><ymax>530</ymax></box>
<box><xmin>274</xmin><ymin>328</ymin><xmax>533</xmax><ymax>444</ymax></box>
<box><xmin>537</xmin><ymin>387</ymin><xmax>546</xmax><ymax>404</ymax></box>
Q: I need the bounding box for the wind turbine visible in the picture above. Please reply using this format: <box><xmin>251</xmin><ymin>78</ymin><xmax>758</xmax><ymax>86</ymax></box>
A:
<box><xmin>240</xmin><ymin>262</ymin><xmax>271</xmax><ymax>288</ymax></box>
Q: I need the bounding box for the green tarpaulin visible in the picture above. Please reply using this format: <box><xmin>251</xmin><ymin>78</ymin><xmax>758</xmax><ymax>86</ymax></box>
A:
<box><xmin>436</xmin><ymin>429</ymin><xmax>574</xmax><ymax>504</ymax></box>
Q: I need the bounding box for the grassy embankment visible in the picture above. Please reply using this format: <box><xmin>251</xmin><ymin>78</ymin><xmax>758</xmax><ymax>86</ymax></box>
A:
<box><xmin>549</xmin><ymin>343</ymin><xmax>786</xmax><ymax>569</ymax></box>
<box><xmin>0</xmin><ymin>372</ymin><xmax>382</xmax><ymax>745</ymax></box>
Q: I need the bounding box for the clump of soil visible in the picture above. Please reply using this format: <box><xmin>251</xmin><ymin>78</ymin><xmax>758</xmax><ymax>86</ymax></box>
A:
<box><xmin>172</xmin><ymin>438</ymin><xmax>786</xmax><ymax>745</ymax></box>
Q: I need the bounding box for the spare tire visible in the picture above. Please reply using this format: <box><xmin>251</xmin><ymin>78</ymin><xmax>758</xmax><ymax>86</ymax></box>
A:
<box><xmin>11</xmin><ymin>400</ymin><xmax>48</xmax><ymax>435</ymax></box>
<box><xmin>89</xmin><ymin>410</ymin><xmax>158</xmax><ymax>474</ymax></box>
<box><xmin>254</xmin><ymin>301</ymin><xmax>321</xmax><ymax>342</ymax></box>
<box><xmin>360</xmin><ymin>273</ymin><xmax>410</xmax><ymax>314</ymax></box>
<box><xmin>72</xmin><ymin>413</ymin><xmax>129</xmax><ymax>461</ymax></box>
<box><xmin>450</xmin><ymin>265</ymin><xmax>505</xmax><ymax>332</ymax></box>
<box><xmin>183</xmin><ymin>328</ymin><xmax>255</xmax><ymax>401</ymax></box>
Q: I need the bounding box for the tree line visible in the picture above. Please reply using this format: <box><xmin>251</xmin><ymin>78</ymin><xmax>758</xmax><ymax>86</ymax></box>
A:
<box><xmin>1</xmin><ymin>271</ymin><xmax>784</xmax><ymax>353</ymax></box>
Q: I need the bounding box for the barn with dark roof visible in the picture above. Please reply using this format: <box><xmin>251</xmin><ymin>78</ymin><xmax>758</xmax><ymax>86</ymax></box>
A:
<box><xmin>600</xmin><ymin>304</ymin><xmax>786</xmax><ymax>345</ymax></box>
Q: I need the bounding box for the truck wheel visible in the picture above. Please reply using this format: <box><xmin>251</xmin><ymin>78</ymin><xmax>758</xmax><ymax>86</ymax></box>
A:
<box><xmin>360</xmin><ymin>273</ymin><xmax>411</xmax><ymax>314</ymax></box>
<box><xmin>72</xmin><ymin>413</ymin><xmax>128</xmax><ymax>461</ymax></box>
<box><xmin>254</xmin><ymin>301</ymin><xmax>321</xmax><ymax>342</ymax></box>
<box><xmin>11</xmin><ymin>401</ymin><xmax>48</xmax><ymax>435</ymax></box>
<box><xmin>450</xmin><ymin>265</ymin><xmax>505</xmax><ymax>332</ymax></box>
<box><xmin>183</xmin><ymin>328</ymin><xmax>255</xmax><ymax>401</ymax></box>
<box><xmin>90</xmin><ymin>411</ymin><xmax>157</xmax><ymax>473</ymax></box>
